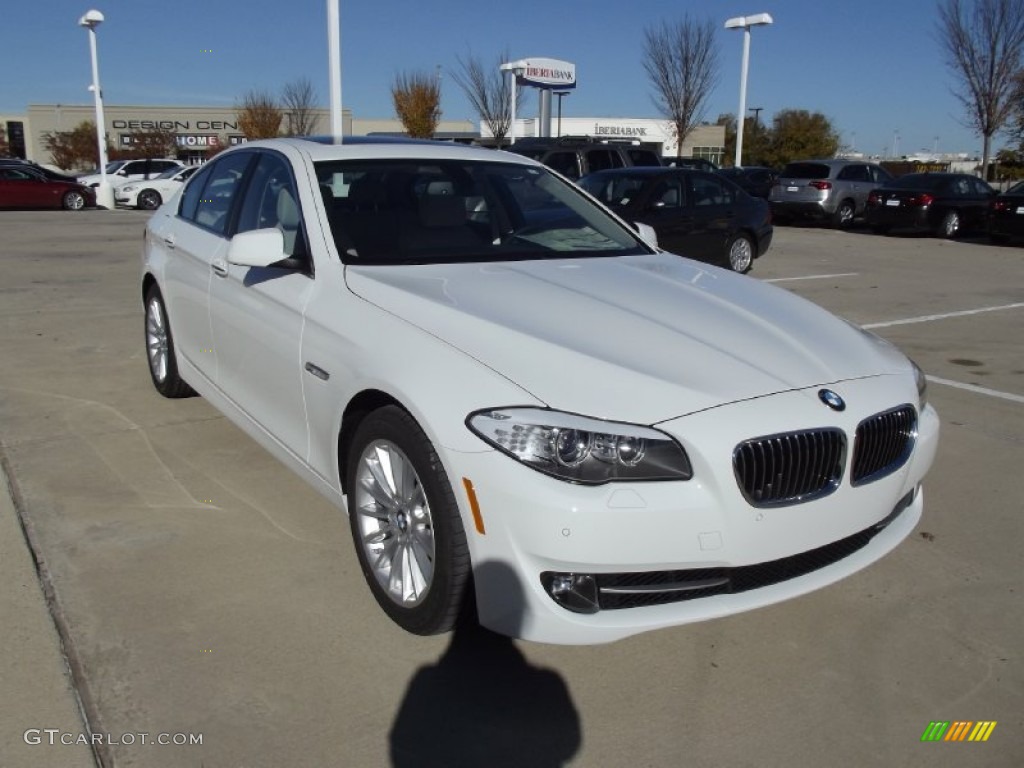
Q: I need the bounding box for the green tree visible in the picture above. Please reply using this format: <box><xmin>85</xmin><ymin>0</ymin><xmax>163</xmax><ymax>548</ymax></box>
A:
<box><xmin>392</xmin><ymin>70</ymin><xmax>441</xmax><ymax>138</ymax></box>
<box><xmin>719</xmin><ymin>113</ymin><xmax>772</xmax><ymax>167</ymax></box>
<box><xmin>0</xmin><ymin>125</ymin><xmax>8</xmax><ymax>157</ymax></box>
<box><xmin>761</xmin><ymin>109</ymin><xmax>840</xmax><ymax>167</ymax></box>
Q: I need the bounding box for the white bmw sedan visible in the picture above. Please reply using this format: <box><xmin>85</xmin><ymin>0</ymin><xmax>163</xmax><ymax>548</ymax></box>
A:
<box><xmin>116</xmin><ymin>164</ymin><xmax>198</xmax><ymax>210</ymax></box>
<box><xmin>141</xmin><ymin>137</ymin><xmax>938</xmax><ymax>644</ymax></box>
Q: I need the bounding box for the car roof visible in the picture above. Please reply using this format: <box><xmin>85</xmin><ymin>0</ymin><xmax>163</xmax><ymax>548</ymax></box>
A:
<box><xmin>231</xmin><ymin>136</ymin><xmax>536</xmax><ymax>166</ymax></box>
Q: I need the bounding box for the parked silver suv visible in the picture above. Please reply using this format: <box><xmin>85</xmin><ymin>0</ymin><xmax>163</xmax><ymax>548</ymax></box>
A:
<box><xmin>769</xmin><ymin>159</ymin><xmax>892</xmax><ymax>228</ymax></box>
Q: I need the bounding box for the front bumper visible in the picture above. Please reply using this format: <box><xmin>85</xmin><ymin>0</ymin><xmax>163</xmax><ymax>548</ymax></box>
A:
<box><xmin>449</xmin><ymin>379</ymin><xmax>938</xmax><ymax>644</ymax></box>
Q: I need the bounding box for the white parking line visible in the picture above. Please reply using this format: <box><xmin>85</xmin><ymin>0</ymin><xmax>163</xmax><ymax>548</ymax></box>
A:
<box><xmin>927</xmin><ymin>376</ymin><xmax>1024</xmax><ymax>404</ymax></box>
<box><xmin>862</xmin><ymin>303</ymin><xmax>1024</xmax><ymax>329</ymax></box>
<box><xmin>764</xmin><ymin>272</ymin><xmax>859</xmax><ymax>283</ymax></box>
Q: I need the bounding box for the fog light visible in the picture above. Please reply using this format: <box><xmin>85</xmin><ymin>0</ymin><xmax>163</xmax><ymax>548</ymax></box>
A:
<box><xmin>541</xmin><ymin>572</ymin><xmax>599</xmax><ymax>614</ymax></box>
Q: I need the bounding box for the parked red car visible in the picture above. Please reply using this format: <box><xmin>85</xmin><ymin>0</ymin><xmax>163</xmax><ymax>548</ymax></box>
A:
<box><xmin>0</xmin><ymin>165</ymin><xmax>96</xmax><ymax>210</ymax></box>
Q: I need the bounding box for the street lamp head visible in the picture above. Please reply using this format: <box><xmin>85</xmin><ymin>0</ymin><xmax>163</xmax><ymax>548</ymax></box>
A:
<box><xmin>725</xmin><ymin>13</ymin><xmax>773</xmax><ymax>29</ymax></box>
<box><xmin>78</xmin><ymin>9</ymin><xmax>104</xmax><ymax>29</ymax></box>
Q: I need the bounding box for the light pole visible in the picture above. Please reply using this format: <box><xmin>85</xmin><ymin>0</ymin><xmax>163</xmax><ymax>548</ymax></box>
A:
<box><xmin>79</xmin><ymin>9</ymin><xmax>113</xmax><ymax>209</ymax></box>
<box><xmin>327</xmin><ymin>0</ymin><xmax>343</xmax><ymax>143</ymax></box>
<box><xmin>500</xmin><ymin>61</ymin><xmax>526</xmax><ymax>145</ymax></box>
<box><xmin>725</xmin><ymin>13</ymin><xmax>772</xmax><ymax>168</ymax></box>
<box><xmin>553</xmin><ymin>90</ymin><xmax>571</xmax><ymax>137</ymax></box>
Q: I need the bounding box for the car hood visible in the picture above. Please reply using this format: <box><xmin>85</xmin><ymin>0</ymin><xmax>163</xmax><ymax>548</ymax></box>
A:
<box><xmin>345</xmin><ymin>254</ymin><xmax>908</xmax><ymax>424</ymax></box>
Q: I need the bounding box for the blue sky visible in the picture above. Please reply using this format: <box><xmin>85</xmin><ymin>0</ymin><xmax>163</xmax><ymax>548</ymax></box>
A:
<box><xmin>0</xmin><ymin>1</ymin><xmax>1011</xmax><ymax>158</ymax></box>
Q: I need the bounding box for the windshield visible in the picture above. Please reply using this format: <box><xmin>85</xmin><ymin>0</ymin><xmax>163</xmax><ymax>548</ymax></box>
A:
<box><xmin>315</xmin><ymin>159</ymin><xmax>649</xmax><ymax>265</ymax></box>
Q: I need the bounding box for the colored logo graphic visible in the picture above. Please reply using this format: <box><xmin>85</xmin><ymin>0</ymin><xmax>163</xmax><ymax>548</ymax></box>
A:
<box><xmin>921</xmin><ymin>721</ymin><xmax>997</xmax><ymax>742</ymax></box>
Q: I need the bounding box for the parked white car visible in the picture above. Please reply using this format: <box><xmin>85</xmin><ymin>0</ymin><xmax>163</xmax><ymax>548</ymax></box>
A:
<box><xmin>115</xmin><ymin>165</ymin><xmax>198</xmax><ymax>210</ymax></box>
<box><xmin>78</xmin><ymin>158</ymin><xmax>184</xmax><ymax>189</ymax></box>
<box><xmin>141</xmin><ymin>137</ymin><xmax>938</xmax><ymax>645</ymax></box>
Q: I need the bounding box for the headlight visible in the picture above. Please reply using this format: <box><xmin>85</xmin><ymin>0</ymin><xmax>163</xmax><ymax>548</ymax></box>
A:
<box><xmin>911</xmin><ymin>358</ymin><xmax>928</xmax><ymax>410</ymax></box>
<box><xmin>122</xmin><ymin>185</ymin><xmax>137</xmax><ymax>193</ymax></box>
<box><xmin>467</xmin><ymin>407</ymin><xmax>692</xmax><ymax>484</ymax></box>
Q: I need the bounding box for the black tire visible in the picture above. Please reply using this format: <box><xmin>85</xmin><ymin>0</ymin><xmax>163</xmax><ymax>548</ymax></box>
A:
<box><xmin>832</xmin><ymin>199</ymin><xmax>855</xmax><ymax>229</ymax></box>
<box><xmin>725</xmin><ymin>233</ymin><xmax>754</xmax><ymax>273</ymax></box>
<box><xmin>138</xmin><ymin>190</ymin><xmax>162</xmax><ymax>210</ymax></box>
<box><xmin>936</xmin><ymin>209</ymin><xmax>960</xmax><ymax>239</ymax></box>
<box><xmin>346</xmin><ymin>406</ymin><xmax>471</xmax><ymax>636</ymax></box>
<box><xmin>62</xmin><ymin>191</ymin><xmax>86</xmax><ymax>211</ymax></box>
<box><xmin>144</xmin><ymin>285</ymin><xmax>195</xmax><ymax>398</ymax></box>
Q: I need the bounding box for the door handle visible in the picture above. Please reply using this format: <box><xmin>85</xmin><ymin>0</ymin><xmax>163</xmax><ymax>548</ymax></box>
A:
<box><xmin>162</xmin><ymin>235</ymin><xmax>176</xmax><ymax>250</ymax></box>
<box><xmin>211</xmin><ymin>259</ymin><xmax>228</xmax><ymax>277</ymax></box>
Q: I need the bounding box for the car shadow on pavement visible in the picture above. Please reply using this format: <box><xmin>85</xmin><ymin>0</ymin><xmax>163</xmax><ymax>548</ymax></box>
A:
<box><xmin>388</xmin><ymin>561</ymin><xmax>581</xmax><ymax>768</ymax></box>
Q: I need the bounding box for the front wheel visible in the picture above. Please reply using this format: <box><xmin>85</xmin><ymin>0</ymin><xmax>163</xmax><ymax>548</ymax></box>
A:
<box><xmin>138</xmin><ymin>190</ymin><xmax>162</xmax><ymax>210</ymax></box>
<box><xmin>347</xmin><ymin>406</ymin><xmax>471</xmax><ymax>635</ymax></box>
<box><xmin>144</xmin><ymin>286</ymin><xmax>195</xmax><ymax>398</ymax></box>
<box><xmin>725</xmin><ymin>234</ymin><xmax>754</xmax><ymax>273</ymax></box>
<box><xmin>63</xmin><ymin>191</ymin><xmax>86</xmax><ymax>211</ymax></box>
<box><xmin>937</xmin><ymin>210</ymin><xmax>960</xmax><ymax>239</ymax></box>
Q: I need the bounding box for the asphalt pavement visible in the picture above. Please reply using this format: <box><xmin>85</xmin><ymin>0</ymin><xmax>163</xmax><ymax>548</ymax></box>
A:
<box><xmin>1</xmin><ymin>209</ymin><xmax>1021</xmax><ymax>767</ymax></box>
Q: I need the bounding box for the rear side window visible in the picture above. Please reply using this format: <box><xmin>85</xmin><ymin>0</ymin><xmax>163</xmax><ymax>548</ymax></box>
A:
<box><xmin>585</xmin><ymin>150</ymin><xmax>624</xmax><ymax>173</ymax></box>
<box><xmin>545</xmin><ymin>151</ymin><xmax>582</xmax><ymax>179</ymax></box>
<box><xmin>627</xmin><ymin>149</ymin><xmax>662</xmax><ymax>167</ymax></box>
<box><xmin>691</xmin><ymin>173</ymin><xmax>734</xmax><ymax>206</ymax></box>
<box><xmin>837</xmin><ymin>165</ymin><xmax>869</xmax><ymax>182</ymax></box>
<box><xmin>781</xmin><ymin>163</ymin><xmax>831</xmax><ymax>179</ymax></box>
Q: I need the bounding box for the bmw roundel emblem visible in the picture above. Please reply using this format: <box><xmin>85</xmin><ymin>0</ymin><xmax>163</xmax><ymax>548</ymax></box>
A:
<box><xmin>818</xmin><ymin>389</ymin><xmax>845</xmax><ymax>411</ymax></box>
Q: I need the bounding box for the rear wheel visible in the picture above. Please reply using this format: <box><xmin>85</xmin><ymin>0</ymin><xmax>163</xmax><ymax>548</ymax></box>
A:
<box><xmin>937</xmin><ymin>210</ymin><xmax>960</xmax><ymax>238</ymax></box>
<box><xmin>832</xmin><ymin>199</ymin><xmax>855</xmax><ymax>228</ymax></box>
<box><xmin>144</xmin><ymin>286</ymin><xmax>195</xmax><ymax>398</ymax></box>
<box><xmin>138</xmin><ymin>190</ymin><xmax>162</xmax><ymax>210</ymax></box>
<box><xmin>347</xmin><ymin>406</ymin><xmax>471</xmax><ymax>635</ymax></box>
<box><xmin>62</xmin><ymin>191</ymin><xmax>86</xmax><ymax>211</ymax></box>
<box><xmin>726</xmin><ymin>234</ymin><xmax>754</xmax><ymax>273</ymax></box>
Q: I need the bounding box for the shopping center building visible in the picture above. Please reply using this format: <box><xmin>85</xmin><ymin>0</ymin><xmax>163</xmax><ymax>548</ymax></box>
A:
<box><xmin>3</xmin><ymin>103</ymin><xmax>724</xmax><ymax>168</ymax></box>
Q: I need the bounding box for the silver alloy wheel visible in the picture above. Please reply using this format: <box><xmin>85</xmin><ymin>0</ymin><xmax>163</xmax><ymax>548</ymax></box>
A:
<box><xmin>353</xmin><ymin>440</ymin><xmax>435</xmax><ymax>607</ymax></box>
<box><xmin>729</xmin><ymin>236</ymin><xmax>753</xmax><ymax>272</ymax></box>
<box><xmin>145</xmin><ymin>296</ymin><xmax>169</xmax><ymax>383</ymax></box>
<box><xmin>64</xmin><ymin>191</ymin><xmax>85</xmax><ymax>210</ymax></box>
<box><xmin>837</xmin><ymin>201</ymin><xmax>854</xmax><ymax>226</ymax></box>
<box><xmin>942</xmin><ymin>210</ymin><xmax>960</xmax><ymax>238</ymax></box>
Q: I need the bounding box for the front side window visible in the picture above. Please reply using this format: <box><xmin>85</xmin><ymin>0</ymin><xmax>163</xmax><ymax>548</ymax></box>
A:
<box><xmin>579</xmin><ymin>173</ymin><xmax>647</xmax><ymax>208</ymax></box>
<box><xmin>691</xmin><ymin>173</ymin><xmax>733</xmax><ymax>206</ymax></box>
<box><xmin>237</xmin><ymin>152</ymin><xmax>304</xmax><ymax>258</ymax></box>
<box><xmin>179</xmin><ymin>151</ymin><xmax>252</xmax><ymax>235</ymax></box>
<box><xmin>317</xmin><ymin>159</ymin><xmax>648</xmax><ymax>265</ymax></box>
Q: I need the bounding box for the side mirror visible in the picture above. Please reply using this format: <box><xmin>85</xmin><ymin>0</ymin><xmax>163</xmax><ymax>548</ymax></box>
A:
<box><xmin>227</xmin><ymin>228</ymin><xmax>288</xmax><ymax>268</ymax></box>
<box><xmin>634</xmin><ymin>221</ymin><xmax>659</xmax><ymax>248</ymax></box>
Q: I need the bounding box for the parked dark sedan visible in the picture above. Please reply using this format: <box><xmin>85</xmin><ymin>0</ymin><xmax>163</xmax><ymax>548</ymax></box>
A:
<box><xmin>0</xmin><ymin>165</ymin><xmax>95</xmax><ymax>210</ymax></box>
<box><xmin>865</xmin><ymin>173</ymin><xmax>995</xmax><ymax>238</ymax></box>
<box><xmin>989</xmin><ymin>180</ymin><xmax>1024</xmax><ymax>243</ymax></box>
<box><xmin>580</xmin><ymin>168</ymin><xmax>772</xmax><ymax>272</ymax></box>
<box><xmin>718</xmin><ymin>166</ymin><xmax>777</xmax><ymax>199</ymax></box>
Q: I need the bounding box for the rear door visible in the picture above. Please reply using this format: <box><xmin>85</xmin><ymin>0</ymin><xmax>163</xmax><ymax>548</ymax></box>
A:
<box><xmin>686</xmin><ymin>171</ymin><xmax>737</xmax><ymax>261</ymax></box>
<box><xmin>161</xmin><ymin>150</ymin><xmax>257</xmax><ymax>384</ymax></box>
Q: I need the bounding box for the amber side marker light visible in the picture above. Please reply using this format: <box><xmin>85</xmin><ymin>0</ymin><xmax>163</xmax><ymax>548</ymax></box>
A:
<box><xmin>462</xmin><ymin>478</ymin><xmax>486</xmax><ymax>534</ymax></box>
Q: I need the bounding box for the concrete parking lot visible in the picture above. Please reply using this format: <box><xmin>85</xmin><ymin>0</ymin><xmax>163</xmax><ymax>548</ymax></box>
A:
<box><xmin>1</xmin><ymin>210</ymin><xmax>1021</xmax><ymax>768</ymax></box>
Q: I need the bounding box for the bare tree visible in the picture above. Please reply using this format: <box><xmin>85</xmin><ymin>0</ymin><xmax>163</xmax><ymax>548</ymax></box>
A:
<box><xmin>937</xmin><ymin>0</ymin><xmax>1024</xmax><ymax>179</ymax></box>
<box><xmin>44</xmin><ymin>121</ymin><xmax>104</xmax><ymax>170</ymax></box>
<box><xmin>281</xmin><ymin>77</ymin><xmax>319</xmax><ymax>136</ymax></box>
<box><xmin>392</xmin><ymin>70</ymin><xmax>441</xmax><ymax>138</ymax></box>
<box><xmin>643</xmin><ymin>17</ymin><xmax>720</xmax><ymax>158</ymax></box>
<box><xmin>237</xmin><ymin>89</ymin><xmax>283</xmax><ymax>139</ymax></box>
<box><xmin>450</xmin><ymin>49</ymin><xmax>523</xmax><ymax>147</ymax></box>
